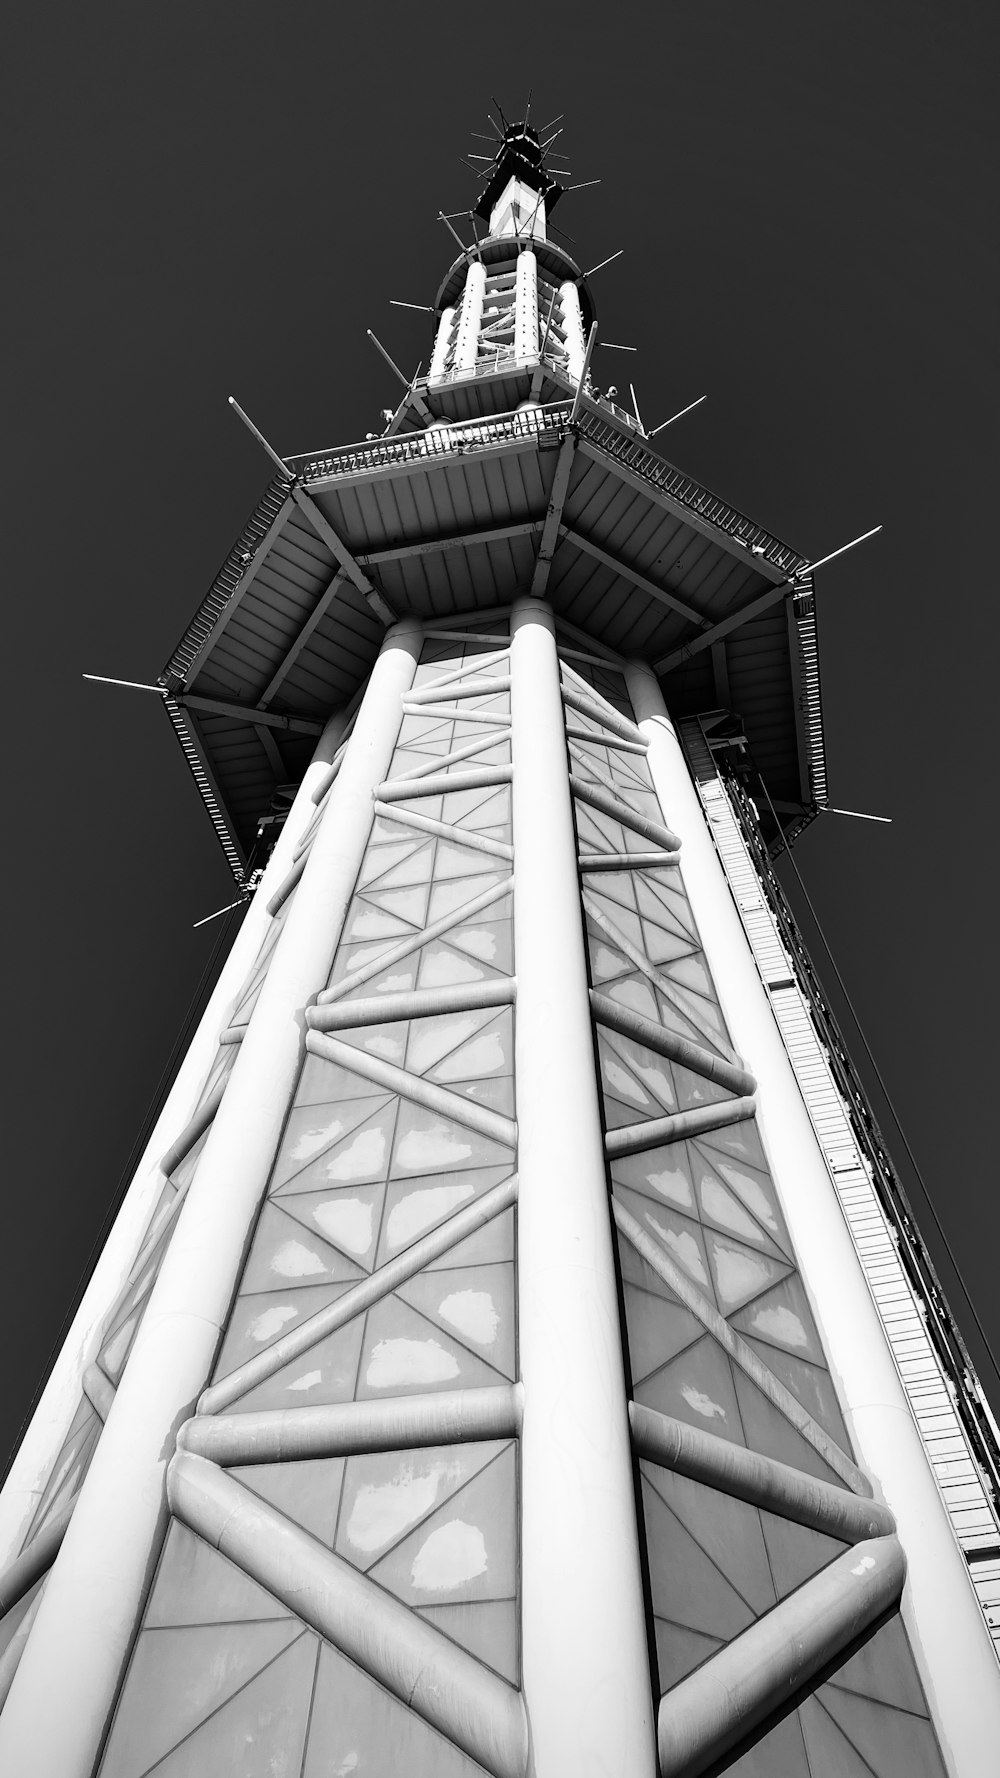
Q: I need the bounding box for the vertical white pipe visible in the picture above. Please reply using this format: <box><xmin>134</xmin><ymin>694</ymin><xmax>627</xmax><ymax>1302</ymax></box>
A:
<box><xmin>0</xmin><ymin>714</ymin><xmax>345</xmax><ymax>1568</ymax></box>
<box><xmin>0</xmin><ymin>622</ymin><xmax>423</xmax><ymax>1777</ymax></box>
<box><xmin>428</xmin><ymin>306</ymin><xmax>455</xmax><ymax>383</ymax></box>
<box><xmin>624</xmin><ymin>659</ymin><xmax>1000</xmax><ymax>1778</ymax></box>
<box><xmin>510</xmin><ymin>597</ymin><xmax>657</xmax><ymax>1778</ymax></box>
<box><xmin>560</xmin><ymin>280</ymin><xmax>587</xmax><ymax>382</ymax></box>
<box><xmin>514</xmin><ymin>249</ymin><xmax>538</xmax><ymax>362</ymax></box>
<box><xmin>454</xmin><ymin>261</ymin><xmax>486</xmax><ymax>374</ymax></box>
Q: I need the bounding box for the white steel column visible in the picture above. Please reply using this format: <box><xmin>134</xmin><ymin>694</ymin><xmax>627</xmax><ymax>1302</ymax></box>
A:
<box><xmin>429</xmin><ymin>305</ymin><xmax>455</xmax><ymax>383</ymax></box>
<box><xmin>0</xmin><ymin>621</ymin><xmax>423</xmax><ymax>1778</ymax></box>
<box><xmin>560</xmin><ymin>280</ymin><xmax>586</xmax><ymax>381</ymax></box>
<box><xmin>454</xmin><ymin>261</ymin><xmax>486</xmax><ymax>374</ymax></box>
<box><xmin>625</xmin><ymin>659</ymin><xmax>1000</xmax><ymax>1778</ymax></box>
<box><xmin>510</xmin><ymin>597</ymin><xmax>657</xmax><ymax>1778</ymax></box>
<box><xmin>515</xmin><ymin>248</ymin><xmax>538</xmax><ymax>361</ymax></box>
<box><xmin>0</xmin><ymin>711</ymin><xmax>345</xmax><ymax>1567</ymax></box>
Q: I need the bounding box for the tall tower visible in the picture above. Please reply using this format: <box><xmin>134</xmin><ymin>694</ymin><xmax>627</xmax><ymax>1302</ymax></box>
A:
<box><xmin>1</xmin><ymin>118</ymin><xmax>998</xmax><ymax>1777</ymax></box>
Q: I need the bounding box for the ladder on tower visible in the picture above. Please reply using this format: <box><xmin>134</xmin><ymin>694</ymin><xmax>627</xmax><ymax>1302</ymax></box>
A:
<box><xmin>679</xmin><ymin>717</ymin><xmax>1000</xmax><ymax>1658</ymax></box>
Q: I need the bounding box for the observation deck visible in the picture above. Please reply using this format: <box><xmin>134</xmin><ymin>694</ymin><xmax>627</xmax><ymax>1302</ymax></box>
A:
<box><xmin>162</xmin><ymin>387</ymin><xmax>823</xmax><ymax>878</ymax></box>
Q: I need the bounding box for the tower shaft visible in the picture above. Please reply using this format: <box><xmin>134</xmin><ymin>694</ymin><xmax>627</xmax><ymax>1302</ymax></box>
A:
<box><xmin>2</xmin><ymin>114</ymin><xmax>998</xmax><ymax>1778</ymax></box>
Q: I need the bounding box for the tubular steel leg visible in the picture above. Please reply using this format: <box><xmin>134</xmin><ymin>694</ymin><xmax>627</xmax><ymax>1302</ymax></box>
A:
<box><xmin>510</xmin><ymin>596</ymin><xmax>657</xmax><ymax>1777</ymax></box>
<box><xmin>624</xmin><ymin>657</ymin><xmax>1000</xmax><ymax>1778</ymax></box>
<box><xmin>0</xmin><ymin>621</ymin><xmax>423</xmax><ymax>1777</ymax></box>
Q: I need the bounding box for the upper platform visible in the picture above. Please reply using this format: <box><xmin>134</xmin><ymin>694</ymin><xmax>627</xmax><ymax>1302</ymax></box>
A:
<box><xmin>160</xmin><ymin>123</ymin><xmax>827</xmax><ymax>879</ymax></box>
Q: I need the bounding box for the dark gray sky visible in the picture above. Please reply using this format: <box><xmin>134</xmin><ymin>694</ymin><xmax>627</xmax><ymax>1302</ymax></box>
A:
<box><xmin>3</xmin><ymin>1</ymin><xmax>997</xmax><ymax>1470</ymax></box>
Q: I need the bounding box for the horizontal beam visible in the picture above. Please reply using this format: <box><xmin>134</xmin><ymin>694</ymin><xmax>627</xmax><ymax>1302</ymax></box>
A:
<box><xmin>400</xmin><ymin>701</ymin><xmax>511</xmax><ymax>728</ymax></box>
<box><xmin>360</xmin><ymin>519</ymin><xmax>541</xmax><ymax>568</ymax></box>
<box><xmin>310</xmin><ymin>752</ymin><xmax>343</xmax><ymax>806</ymax></box>
<box><xmin>0</xmin><ymin>1499</ymin><xmax>75</xmax><ymax>1618</ymax></box>
<box><xmin>579</xmin><ymin>850</ymin><xmax>677</xmax><ymax>871</ymax></box>
<box><xmin>81</xmin><ymin>1364</ymin><xmax>115</xmax><ymax>1424</ymax></box>
<box><xmin>307</xmin><ymin>977</ymin><xmax>515</xmax><ymax>1032</ymax></box>
<box><xmin>391</xmin><ymin>732</ymin><xmax>510</xmax><ymax>783</ymax></box>
<box><xmin>258</xmin><ymin>570</ymin><xmax>350</xmax><ymax>709</ymax></box>
<box><xmin>591</xmin><ymin>991</ymin><xmax>756</xmax><ymax>1095</ymax></box>
<box><xmin>179</xmin><ymin>693</ymin><xmax>323</xmax><ymax>736</ymax></box>
<box><xmin>168</xmin><ymin>1454</ymin><xmax>528</xmax><ymax>1778</ymax></box>
<box><xmin>605</xmin><ymin>1096</ymin><xmax>757</xmax><ymax>1159</ymax></box>
<box><xmin>0</xmin><ymin>1589</ymin><xmax>43</xmax><ymax>1712</ymax></box>
<box><xmin>200</xmin><ymin>1172</ymin><xmax>518</xmax><ymax>1414</ymax></box>
<box><xmin>657</xmin><ymin>1536</ymin><xmax>905</xmax><ymax>1778</ymax></box>
<box><xmin>561</xmin><ymin>684</ymin><xmax>646</xmax><ymax>746</ymax></box>
<box><xmin>613</xmin><ymin>1200</ymin><xmax>868</xmax><ymax>1493</ymax></box>
<box><xmin>291</xmin><ymin>485</ymin><xmax>396</xmax><ymax>624</ymax></box>
<box><xmin>159</xmin><ymin>1076</ymin><xmax>226</xmax><ymax>1177</ymax></box>
<box><xmin>416</xmin><ymin>650</ymin><xmax>510</xmax><ymax>696</ymax></box>
<box><xmin>654</xmin><ymin>580</ymin><xmax>790</xmax><ymax>674</ymax></box>
<box><xmin>266</xmin><ymin>847</ymin><xmax>307</xmax><ymax>916</ymax></box>
<box><xmin>181</xmin><ymin>1384</ymin><xmax>522</xmax><ymax>1466</ymax></box>
<box><xmin>371</xmin><ymin>800</ymin><xmax>514</xmax><ymax>859</ymax></box>
<box><xmin>377</xmin><ymin>764</ymin><xmax>512</xmax><ymax>802</ymax></box>
<box><xmin>570</xmin><ymin>776</ymin><xmax>681</xmax><ymax>854</ymax></box>
<box><xmin>630</xmin><ymin>1404</ymin><xmax>894</xmax><ymax>1543</ymax></box>
<box><xmin>560</xmin><ymin>525</ymin><xmax>710</xmax><ymax>630</ymax></box>
<box><xmin>566</xmin><ymin>724</ymin><xmax>647</xmax><ymax>755</ymax></box>
<box><xmin>305</xmin><ymin>1031</ymin><xmax>517</xmax><ymax>1148</ymax></box>
<box><xmin>407</xmin><ymin>675</ymin><xmax>511</xmax><ymax>707</ymax></box>
<box><xmin>581</xmin><ymin>890</ymin><xmax>736</xmax><ymax>1060</ymax></box>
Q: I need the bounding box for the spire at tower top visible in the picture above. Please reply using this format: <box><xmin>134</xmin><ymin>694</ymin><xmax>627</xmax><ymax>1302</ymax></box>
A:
<box><xmin>472</xmin><ymin>115</ymin><xmax>565</xmax><ymax>241</ymax></box>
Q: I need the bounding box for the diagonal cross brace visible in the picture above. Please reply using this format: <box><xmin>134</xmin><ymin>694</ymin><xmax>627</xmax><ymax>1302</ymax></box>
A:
<box><xmin>657</xmin><ymin>1535</ymin><xmax>905</xmax><ymax>1778</ymax></box>
<box><xmin>613</xmin><ymin>1199</ymin><xmax>868</xmax><ymax>1493</ymax></box>
<box><xmin>199</xmin><ymin>1172</ymin><xmax>519</xmax><ymax>1414</ymax></box>
<box><xmin>168</xmin><ymin>1452</ymin><xmax>529</xmax><ymax>1778</ymax></box>
<box><xmin>292</xmin><ymin>485</ymin><xmax>397</xmax><ymax>624</ymax></box>
<box><xmin>530</xmin><ymin>432</ymin><xmax>576</xmax><ymax>596</ymax></box>
<box><xmin>630</xmin><ymin>1404</ymin><xmax>894</xmax><ymax>1544</ymax></box>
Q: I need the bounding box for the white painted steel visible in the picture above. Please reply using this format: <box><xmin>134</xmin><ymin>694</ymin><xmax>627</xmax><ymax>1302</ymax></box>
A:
<box><xmin>511</xmin><ymin>598</ymin><xmax>656</xmax><ymax>1778</ymax></box>
<box><xmin>455</xmin><ymin>261</ymin><xmax>486</xmax><ymax>373</ymax></box>
<box><xmin>658</xmin><ymin>1537</ymin><xmax>906</xmax><ymax>1778</ymax></box>
<box><xmin>167</xmin><ymin>1453</ymin><xmax>528</xmax><ymax>1778</ymax></box>
<box><xmin>698</xmin><ymin>769</ymin><xmax>1000</xmax><ymax>1659</ymax></box>
<box><xmin>625</xmin><ymin>660</ymin><xmax>1000</xmax><ymax>1776</ymax></box>
<box><xmin>0</xmin><ymin>622</ymin><xmax>422</xmax><ymax>1777</ymax></box>
<box><xmin>560</xmin><ymin>280</ymin><xmax>586</xmax><ymax>380</ymax></box>
<box><xmin>0</xmin><ymin>709</ymin><xmax>346</xmax><ymax>1568</ymax></box>
<box><xmin>515</xmin><ymin>248</ymin><xmax>538</xmax><ymax>361</ymax></box>
<box><xmin>429</xmin><ymin>304</ymin><xmax>455</xmax><ymax>382</ymax></box>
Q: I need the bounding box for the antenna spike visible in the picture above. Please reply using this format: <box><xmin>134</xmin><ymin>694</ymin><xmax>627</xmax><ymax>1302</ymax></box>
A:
<box><xmin>227</xmin><ymin>396</ymin><xmax>291</xmax><ymax>476</ymax></box>
<box><xmin>580</xmin><ymin>248</ymin><xmax>624</xmax><ymax>281</ymax></box>
<box><xmin>193</xmin><ymin>894</ymin><xmax>250</xmax><ymax>929</ymax></box>
<box><xmin>800</xmin><ymin>525</ymin><xmax>883</xmax><ymax>577</ymax></box>
<box><xmin>82</xmin><ymin>673</ymin><xmax>165</xmax><ymax>695</ymax></box>
<box><xmin>649</xmin><ymin>395</ymin><xmax>707</xmax><ymax>436</ymax></box>
<box><xmin>366</xmin><ymin>330</ymin><xmax>410</xmax><ymax>390</ymax></box>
